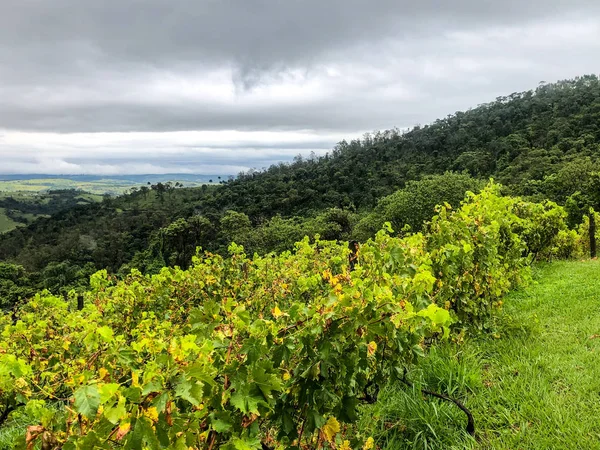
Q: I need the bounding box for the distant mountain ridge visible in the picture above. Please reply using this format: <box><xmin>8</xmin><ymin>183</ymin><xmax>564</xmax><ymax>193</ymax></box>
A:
<box><xmin>0</xmin><ymin>174</ymin><xmax>227</xmax><ymax>183</ymax></box>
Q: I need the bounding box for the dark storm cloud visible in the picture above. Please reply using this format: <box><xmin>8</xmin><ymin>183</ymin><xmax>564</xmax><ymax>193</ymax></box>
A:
<box><xmin>0</xmin><ymin>0</ymin><xmax>599</xmax><ymax>173</ymax></box>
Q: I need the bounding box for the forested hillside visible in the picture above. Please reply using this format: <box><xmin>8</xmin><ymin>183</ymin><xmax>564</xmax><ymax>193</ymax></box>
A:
<box><xmin>1</xmin><ymin>75</ymin><xmax>600</xmax><ymax>306</ymax></box>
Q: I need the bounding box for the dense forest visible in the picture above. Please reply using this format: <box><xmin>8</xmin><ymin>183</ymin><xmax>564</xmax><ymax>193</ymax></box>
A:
<box><xmin>1</xmin><ymin>75</ymin><xmax>600</xmax><ymax>307</ymax></box>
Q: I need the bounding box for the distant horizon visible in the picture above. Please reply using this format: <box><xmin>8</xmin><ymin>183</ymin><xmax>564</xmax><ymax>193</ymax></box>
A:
<box><xmin>0</xmin><ymin>173</ymin><xmax>233</xmax><ymax>178</ymax></box>
<box><xmin>0</xmin><ymin>173</ymin><xmax>235</xmax><ymax>185</ymax></box>
<box><xmin>0</xmin><ymin>173</ymin><xmax>230</xmax><ymax>176</ymax></box>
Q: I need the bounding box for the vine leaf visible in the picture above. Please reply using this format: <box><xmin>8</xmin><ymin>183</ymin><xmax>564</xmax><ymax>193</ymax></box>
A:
<box><xmin>73</xmin><ymin>385</ymin><xmax>100</xmax><ymax>419</ymax></box>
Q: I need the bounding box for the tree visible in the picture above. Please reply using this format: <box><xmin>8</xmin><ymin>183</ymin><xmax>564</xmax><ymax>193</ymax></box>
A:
<box><xmin>0</xmin><ymin>262</ymin><xmax>34</xmax><ymax>310</ymax></box>
<box><xmin>353</xmin><ymin>173</ymin><xmax>483</xmax><ymax>241</ymax></box>
<box><xmin>220</xmin><ymin>211</ymin><xmax>252</xmax><ymax>250</ymax></box>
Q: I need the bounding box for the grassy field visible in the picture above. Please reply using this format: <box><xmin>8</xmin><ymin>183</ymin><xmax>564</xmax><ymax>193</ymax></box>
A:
<box><xmin>358</xmin><ymin>260</ymin><xmax>600</xmax><ymax>449</ymax></box>
<box><xmin>0</xmin><ymin>178</ymin><xmax>142</xmax><ymax>195</ymax></box>
<box><xmin>0</xmin><ymin>177</ymin><xmax>210</xmax><ymax>196</ymax></box>
<box><xmin>0</xmin><ymin>208</ymin><xmax>20</xmax><ymax>233</ymax></box>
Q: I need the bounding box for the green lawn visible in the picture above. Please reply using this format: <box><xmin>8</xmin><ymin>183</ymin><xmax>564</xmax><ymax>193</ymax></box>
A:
<box><xmin>359</xmin><ymin>260</ymin><xmax>600</xmax><ymax>449</ymax></box>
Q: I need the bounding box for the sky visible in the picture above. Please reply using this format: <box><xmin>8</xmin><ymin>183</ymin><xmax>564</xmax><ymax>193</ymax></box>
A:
<box><xmin>1</xmin><ymin>0</ymin><xmax>599</xmax><ymax>175</ymax></box>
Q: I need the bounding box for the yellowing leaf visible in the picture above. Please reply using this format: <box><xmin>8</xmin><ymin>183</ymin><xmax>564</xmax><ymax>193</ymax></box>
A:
<box><xmin>131</xmin><ymin>371</ymin><xmax>139</xmax><ymax>387</ymax></box>
<box><xmin>271</xmin><ymin>305</ymin><xmax>283</xmax><ymax>319</ymax></box>
<box><xmin>340</xmin><ymin>440</ymin><xmax>352</xmax><ymax>450</ymax></box>
<box><xmin>99</xmin><ymin>367</ymin><xmax>108</xmax><ymax>380</ymax></box>
<box><xmin>62</xmin><ymin>340</ymin><xmax>71</xmax><ymax>350</ymax></box>
<box><xmin>116</xmin><ymin>421</ymin><xmax>130</xmax><ymax>440</ymax></box>
<box><xmin>144</xmin><ymin>406</ymin><xmax>159</xmax><ymax>422</ymax></box>
<box><xmin>367</xmin><ymin>341</ymin><xmax>377</xmax><ymax>357</ymax></box>
<box><xmin>321</xmin><ymin>416</ymin><xmax>340</xmax><ymax>442</ymax></box>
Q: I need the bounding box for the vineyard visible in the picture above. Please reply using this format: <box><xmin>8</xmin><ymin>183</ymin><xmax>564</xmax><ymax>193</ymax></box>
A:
<box><xmin>0</xmin><ymin>184</ymin><xmax>583</xmax><ymax>449</ymax></box>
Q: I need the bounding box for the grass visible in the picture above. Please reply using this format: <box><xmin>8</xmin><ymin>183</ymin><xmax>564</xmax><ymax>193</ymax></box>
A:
<box><xmin>0</xmin><ymin>178</ymin><xmax>207</xmax><ymax>195</ymax></box>
<box><xmin>358</xmin><ymin>260</ymin><xmax>600</xmax><ymax>449</ymax></box>
<box><xmin>0</xmin><ymin>415</ymin><xmax>32</xmax><ymax>450</ymax></box>
<box><xmin>0</xmin><ymin>207</ymin><xmax>20</xmax><ymax>233</ymax></box>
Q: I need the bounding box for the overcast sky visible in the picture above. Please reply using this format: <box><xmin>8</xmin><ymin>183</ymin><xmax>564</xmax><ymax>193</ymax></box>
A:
<box><xmin>1</xmin><ymin>0</ymin><xmax>599</xmax><ymax>175</ymax></box>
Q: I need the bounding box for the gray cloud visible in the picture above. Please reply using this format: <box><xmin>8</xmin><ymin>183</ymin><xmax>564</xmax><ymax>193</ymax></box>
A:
<box><xmin>0</xmin><ymin>0</ymin><xmax>599</xmax><ymax>173</ymax></box>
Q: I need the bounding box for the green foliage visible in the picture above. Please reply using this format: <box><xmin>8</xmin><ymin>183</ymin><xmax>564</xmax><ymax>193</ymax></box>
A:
<box><xmin>0</xmin><ymin>237</ymin><xmax>450</xmax><ymax>449</ymax></box>
<box><xmin>0</xmin><ymin>189</ymin><xmax>102</xmax><ymax>233</ymax></box>
<box><xmin>572</xmin><ymin>212</ymin><xmax>600</xmax><ymax>258</ymax></box>
<box><xmin>427</xmin><ymin>184</ymin><xmax>530</xmax><ymax>327</ymax></box>
<box><xmin>513</xmin><ymin>199</ymin><xmax>572</xmax><ymax>259</ymax></box>
<box><xmin>0</xmin><ymin>185</ymin><xmax>573</xmax><ymax>449</ymax></box>
<box><xmin>0</xmin><ymin>263</ymin><xmax>35</xmax><ymax>309</ymax></box>
<box><xmin>353</xmin><ymin>172</ymin><xmax>483</xmax><ymax>241</ymax></box>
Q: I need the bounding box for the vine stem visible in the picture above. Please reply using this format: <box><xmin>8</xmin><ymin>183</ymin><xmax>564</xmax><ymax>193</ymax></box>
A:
<box><xmin>398</xmin><ymin>368</ymin><xmax>475</xmax><ymax>436</ymax></box>
<box><xmin>223</xmin><ymin>334</ymin><xmax>235</xmax><ymax>390</ymax></box>
<box><xmin>207</xmin><ymin>431</ymin><xmax>217</xmax><ymax>450</ymax></box>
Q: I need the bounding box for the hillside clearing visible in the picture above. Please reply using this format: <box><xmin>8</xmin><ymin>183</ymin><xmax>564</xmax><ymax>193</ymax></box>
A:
<box><xmin>0</xmin><ymin>208</ymin><xmax>20</xmax><ymax>233</ymax></box>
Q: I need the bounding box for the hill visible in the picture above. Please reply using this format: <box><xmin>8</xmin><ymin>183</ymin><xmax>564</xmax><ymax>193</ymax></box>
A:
<box><xmin>1</xmin><ymin>75</ymin><xmax>600</xmax><ymax>302</ymax></box>
<box><xmin>0</xmin><ymin>174</ymin><xmax>220</xmax><ymax>234</ymax></box>
<box><xmin>0</xmin><ymin>190</ymin><xmax>104</xmax><ymax>233</ymax></box>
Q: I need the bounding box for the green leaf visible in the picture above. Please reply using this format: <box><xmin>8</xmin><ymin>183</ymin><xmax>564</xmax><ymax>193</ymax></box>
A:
<box><xmin>305</xmin><ymin>410</ymin><xmax>325</xmax><ymax>433</ymax></box>
<box><xmin>339</xmin><ymin>396</ymin><xmax>359</xmax><ymax>422</ymax></box>
<box><xmin>122</xmin><ymin>386</ymin><xmax>142</xmax><ymax>402</ymax></box>
<box><xmin>231</xmin><ymin>436</ymin><xmax>262</xmax><ymax>450</ymax></box>
<box><xmin>74</xmin><ymin>385</ymin><xmax>100</xmax><ymax>419</ymax></box>
<box><xmin>210</xmin><ymin>412</ymin><xmax>233</xmax><ymax>433</ymax></box>
<box><xmin>151</xmin><ymin>392</ymin><xmax>169</xmax><ymax>413</ymax></box>
<box><xmin>141</xmin><ymin>379</ymin><xmax>163</xmax><ymax>396</ymax></box>
<box><xmin>127</xmin><ymin>416</ymin><xmax>160</xmax><ymax>450</ymax></box>
<box><xmin>0</xmin><ymin>355</ymin><xmax>32</xmax><ymax>377</ymax></box>
<box><xmin>117</xmin><ymin>347</ymin><xmax>136</xmax><ymax>365</ymax></box>
<box><xmin>230</xmin><ymin>391</ymin><xmax>265</xmax><ymax>415</ymax></box>
<box><xmin>104</xmin><ymin>396</ymin><xmax>126</xmax><ymax>424</ymax></box>
<box><xmin>98</xmin><ymin>383</ymin><xmax>120</xmax><ymax>403</ymax></box>
<box><xmin>175</xmin><ymin>377</ymin><xmax>203</xmax><ymax>406</ymax></box>
<box><xmin>97</xmin><ymin>326</ymin><xmax>114</xmax><ymax>343</ymax></box>
<box><xmin>184</xmin><ymin>362</ymin><xmax>217</xmax><ymax>386</ymax></box>
<box><xmin>155</xmin><ymin>419</ymin><xmax>171</xmax><ymax>447</ymax></box>
<box><xmin>139</xmin><ymin>416</ymin><xmax>160</xmax><ymax>450</ymax></box>
<box><xmin>252</xmin><ymin>365</ymin><xmax>283</xmax><ymax>399</ymax></box>
<box><xmin>129</xmin><ymin>418</ymin><xmax>144</xmax><ymax>450</ymax></box>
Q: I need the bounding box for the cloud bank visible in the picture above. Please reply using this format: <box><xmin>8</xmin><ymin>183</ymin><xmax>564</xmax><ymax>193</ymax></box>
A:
<box><xmin>0</xmin><ymin>0</ymin><xmax>599</xmax><ymax>174</ymax></box>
